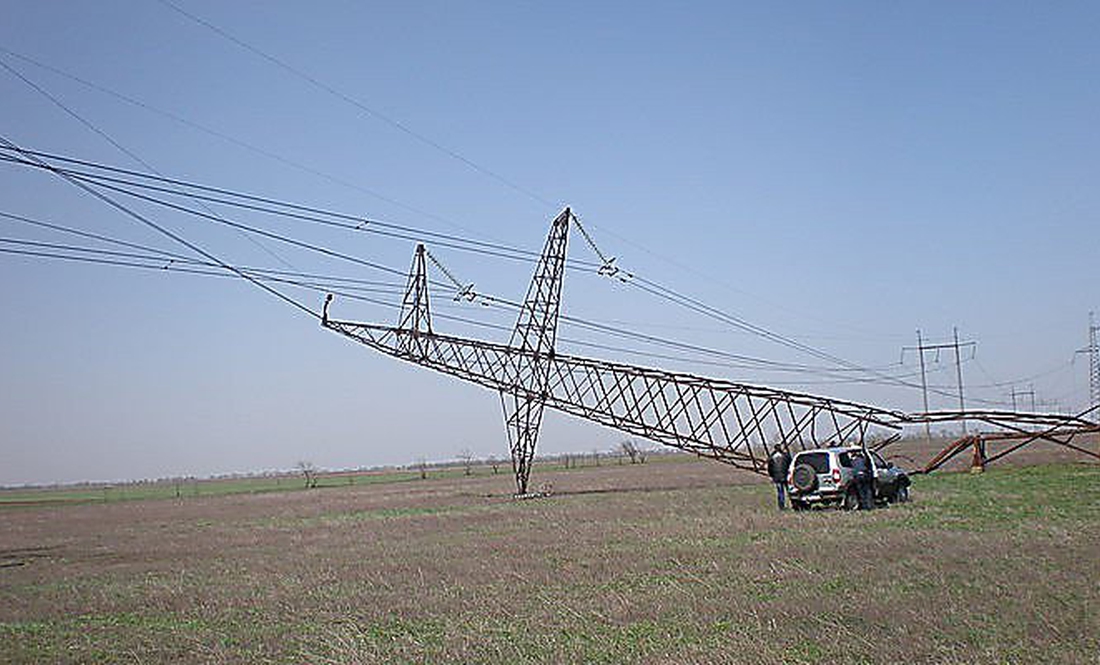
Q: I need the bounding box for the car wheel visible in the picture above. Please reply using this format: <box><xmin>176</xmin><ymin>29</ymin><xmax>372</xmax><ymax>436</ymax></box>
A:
<box><xmin>842</xmin><ymin>488</ymin><xmax>859</xmax><ymax>511</ymax></box>
<box><xmin>792</xmin><ymin>500</ymin><xmax>808</xmax><ymax>512</ymax></box>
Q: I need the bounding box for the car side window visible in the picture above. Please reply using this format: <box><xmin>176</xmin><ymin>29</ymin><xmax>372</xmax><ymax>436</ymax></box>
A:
<box><xmin>870</xmin><ymin>451</ymin><xmax>887</xmax><ymax>468</ymax></box>
<box><xmin>837</xmin><ymin>452</ymin><xmax>852</xmax><ymax>467</ymax></box>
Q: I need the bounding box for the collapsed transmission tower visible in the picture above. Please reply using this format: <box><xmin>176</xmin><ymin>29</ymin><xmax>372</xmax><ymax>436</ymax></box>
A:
<box><xmin>324</xmin><ymin>208</ymin><xmax>913</xmax><ymax>494</ymax></box>
<box><xmin>322</xmin><ymin>209</ymin><xmax>1100</xmax><ymax>494</ymax></box>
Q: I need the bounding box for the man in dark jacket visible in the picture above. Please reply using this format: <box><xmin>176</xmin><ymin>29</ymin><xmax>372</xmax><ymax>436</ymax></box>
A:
<box><xmin>767</xmin><ymin>444</ymin><xmax>792</xmax><ymax>510</ymax></box>
<box><xmin>851</xmin><ymin>449</ymin><xmax>875</xmax><ymax>510</ymax></box>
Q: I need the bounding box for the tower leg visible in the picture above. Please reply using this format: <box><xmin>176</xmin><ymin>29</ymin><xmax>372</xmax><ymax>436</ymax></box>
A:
<box><xmin>970</xmin><ymin>437</ymin><xmax>986</xmax><ymax>474</ymax></box>
<box><xmin>501</xmin><ymin>392</ymin><xmax>546</xmax><ymax>495</ymax></box>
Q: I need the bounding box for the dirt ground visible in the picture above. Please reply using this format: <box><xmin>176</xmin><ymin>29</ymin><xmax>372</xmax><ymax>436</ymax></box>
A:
<box><xmin>1</xmin><ymin>449</ymin><xmax>1098</xmax><ymax>664</ymax></box>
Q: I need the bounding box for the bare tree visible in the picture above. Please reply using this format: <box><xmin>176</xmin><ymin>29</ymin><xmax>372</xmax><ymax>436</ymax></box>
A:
<box><xmin>416</xmin><ymin>456</ymin><xmax>428</xmax><ymax>480</ymax></box>
<box><xmin>620</xmin><ymin>439</ymin><xmax>641</xmax><ymax>464</ymax></box>
<box><xmin>488</xmin><ymin>455</ymin><xmax>501</xmax><ymax>474</ymax></box>
<box><xmin>458</xmin><ymin>448</ymin><xmax>474</xmax><ymax>476</ymax></box>
<box><xmin>296</xmin><ymin>461</ymin><xmax>318</xmax><ymax>489</ymax></box>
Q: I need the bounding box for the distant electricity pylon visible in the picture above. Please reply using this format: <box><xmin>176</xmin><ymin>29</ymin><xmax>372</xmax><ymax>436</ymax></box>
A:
<box><xmin>1078</xmin><ymin>312</ymin><xmax>1100</xmax><ymax>411</ymax></box>
<box><xmin>902</xmin><ymin>329</ymin><xmax>976</xmax><ymax>434</ymax></box>
<box><xmin>1093</xmin><ymin>312</ymin><xmax>1100</xmax><ymax>409</ymax></box>
<box><xmin>1009</xmin><ymin>385</ymin><xmax>1036</xmax><ymax>412</ymax></box>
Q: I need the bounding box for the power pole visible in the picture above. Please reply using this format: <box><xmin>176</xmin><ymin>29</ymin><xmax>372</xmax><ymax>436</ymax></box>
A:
<box><xmin>1078</xmin><ymin>312</ymin><xmax>1100</xmax><ymax>412</ymax></box>
<box><xmin>1009</xmin><ymin>385</ymin><xmax>1036</xmax><ymax>412</ymax></box>
<box><xmin>914</xmin><ymin>330</ymin><xmax>932</xmax><ymax>441</ymax></box>
<box><xmin>902</xmin><ymin>328</ymin><xmax>976</xmax><ymax>434</ymax></box>
<box><xmin>953</xmin><ymin>327</ymin><xmax>966</xmax><ymax>431</ymax></box>
<box><xmin>1036</xmin><ymin>398</ymin><xmax>1063</xmax><ymax>414</ymax></box>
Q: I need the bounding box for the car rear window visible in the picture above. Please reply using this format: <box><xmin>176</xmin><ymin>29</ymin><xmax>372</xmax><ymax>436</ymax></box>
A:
<box><xmin>795</xmin><ymin>452</ymin><xmax>829</xmax><ymax>473</ymax></box>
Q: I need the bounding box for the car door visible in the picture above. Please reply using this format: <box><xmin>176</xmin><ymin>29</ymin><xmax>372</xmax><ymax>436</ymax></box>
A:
<box><xmin>870</xmin><ymin>451</ymin><xmax>895</xmax><ymax>497</ymax></box>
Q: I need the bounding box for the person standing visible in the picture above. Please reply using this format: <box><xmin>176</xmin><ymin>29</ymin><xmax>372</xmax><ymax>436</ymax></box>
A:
<box><xmin>851</xmin><ymin>449</ymin><xmax>875</xmax><ymax>510</ymax></box>
<box><xmin>767</xmin><ymin>444</ymin><xmax>792</xmax><ymax>510</ymax></box>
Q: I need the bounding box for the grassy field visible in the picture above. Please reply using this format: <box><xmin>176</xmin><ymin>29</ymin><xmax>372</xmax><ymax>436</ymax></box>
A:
<box><xmin>1</xmin><ymin>456</ymin><xmax>1097</xmax><ymax>664</ymax></box>
<box><xmin>0</xmin><ymin>456</ymin><xmax>618</xmax><ymax>506</ymax></box>
<box><xmin>0</xmin><ymin>469</ymin><xmax>441</xmax><ymax>505</ymax></box>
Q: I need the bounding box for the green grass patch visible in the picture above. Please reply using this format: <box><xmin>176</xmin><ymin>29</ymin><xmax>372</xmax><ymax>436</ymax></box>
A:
<box><xmin>890</xmin><ymin>463</ymin><xmax>1099</xmax><ymax>531</ymax></box>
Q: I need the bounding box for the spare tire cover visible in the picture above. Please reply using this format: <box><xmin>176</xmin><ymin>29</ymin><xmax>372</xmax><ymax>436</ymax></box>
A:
<box><xmin>791</xmin><ymin>464</ymin><xmax>818</xmax><ymax>493</ymax></box>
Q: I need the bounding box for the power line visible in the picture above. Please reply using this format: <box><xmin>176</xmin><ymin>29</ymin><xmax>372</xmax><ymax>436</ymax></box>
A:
<box><xmin>0</xmin><ymin>209</ymin><xmax>410</xmax><ymax>290</ymax></box>
<box><xmin>1</xmin><ymin>26</ymin><xmax>939</xmax><ymax>379</ymax></box>
<box><xmin>2</xmin><ymin>35</ymin><xmax>1076</xmax><ymax>404</ymax></box>
<box><xmin>0</xmin><ymin>237</ymin><xmax>407</xmax><ymax>296</ymax></box>
<box><xmin>0</xmin><ymin>52</ymin><xmax>294</xmax><ymax>269</ymax></box>
<box><xmin>1</xmin><ymin>194</ymin><xmax>803</xmax><ymax>373</ymax></box>
<box><xmin>0</xmin><ymin>148</ymin><xmax>601</xmax><ymax>270</ymax></box>
<box><xmin>1</xmin><ymin>148</ymin><xmax>984</xmax><ymax>387</ymax></box>
<box><xmin>0</xmin><ymin>45</ymin><xmax>511</xmax><ymax>242</ymax></box>
<box><xmin>902</xmin><ymin>327</ymin><xmax>977</xmax><ymax>432</ymax></box>
<box><xmin>624</xmin><ymin>273</ymin><xmax>955</xmax><ymax>396</ymax></box>
<box><xmin>2</xmin><ymin>145</ymin><xmax>935</xmax><ymax>387</ymax></box>
<box><xmin>2</xmin><ymin>202</ymin><xmax>929</xmax><ymax>382</ymax></box>
<box><xmin>154</xmin><ymin>1</ymin><xmax>907</xmax><ymax>366</ymax></box>
<box><xmin>0</xmin><ymin>242</ymin><xmax>825</xmax><ymax>374</ymax></box>
<box><xmin>156</xmin><ymin>0</ymin><xmax>558</xmax><ymax>211</ymax></box>
<box><xmin>0</xmin><ymin>151</ymin><xmax>908</xmax><ymax>376</ymax></box>
<box><xmin>0</xmin><ymin>44</ymin><xmax>915</xmax><ymax>367</ymax></box>
<box><xmin>1</xmin><ymin>200</ymin><xmax>1047</xmax><ymax>398</ymax></box>
<box><xmin>0</xmin><ymin>241</ymin><xmax>944</xmax><ymax>385</ymax></box>
<box><xmin>0</xmin><ymin>136</ymin><xmax>318</xmax><ymax>318</ymax></box>
<box><xmin>155</xmin><ymin>0</ymin><xmax>899</xmax><ymax>361</ymax></box>
<box><xmin>3</xmin><ymin>164</ymin><xmax>409</xmax><ymax>279</ymax></box>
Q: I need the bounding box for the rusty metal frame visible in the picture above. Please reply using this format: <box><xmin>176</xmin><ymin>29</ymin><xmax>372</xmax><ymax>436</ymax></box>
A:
<box><xmin>322</xmin><ymin>208</ymin><xmax>918</xmax><ymax>494</ymax></box>
<box><xmin>915</xmin><ymin>407</ymin><xmax>1100</xmax><ymax>474</ymax></box>
<box><xmin>321</xmin><ymin>209</ymin><xmax>1099</xmax><ymax>494</ymax></box>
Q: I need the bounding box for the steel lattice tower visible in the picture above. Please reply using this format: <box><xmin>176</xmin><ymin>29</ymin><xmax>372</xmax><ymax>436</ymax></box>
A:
<box><xmin>321</xmin><ymin>209</ymin><xmax>1100</xmax><ymax>494</ymax></box>
<box><xmin>1089</xmin><ymin>312</ymin><xmax>1100</xmax><ymax>411</ymax></box>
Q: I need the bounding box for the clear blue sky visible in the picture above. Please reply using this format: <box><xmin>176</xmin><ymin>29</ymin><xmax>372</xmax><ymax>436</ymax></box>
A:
<box><xmin>1</xmin><ymin>1</ymin><xmax>1097</xmax><ymax>484</ymax></box>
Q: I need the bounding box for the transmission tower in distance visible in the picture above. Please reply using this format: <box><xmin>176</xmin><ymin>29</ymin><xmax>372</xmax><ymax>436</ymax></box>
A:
<box><xmin>1078</xmin><ymin>312</ymin><xmax>1100</xmax><ymax>411</ymax></box>
<box><xmin>902</xmin><ymin>329</ymin><xmax>976</xmax><ymax>433</ymax></box>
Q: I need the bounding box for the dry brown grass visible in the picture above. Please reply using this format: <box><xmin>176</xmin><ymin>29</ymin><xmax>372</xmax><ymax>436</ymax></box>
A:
<box><xmin>1</xmin><ymin>453</ymin><xmax>1097</xmax><ymax>664</ymax></box>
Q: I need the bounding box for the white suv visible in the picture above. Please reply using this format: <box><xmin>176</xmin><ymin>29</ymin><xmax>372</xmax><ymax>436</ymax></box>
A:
<box><xmin>787</xmin><ymin>446</ymin><xmax>910</xmax><ymax>510</ymax></box>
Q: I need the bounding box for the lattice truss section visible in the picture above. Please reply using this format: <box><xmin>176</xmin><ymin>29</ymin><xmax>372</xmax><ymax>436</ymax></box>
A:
<box><xmin>320</xmin><ymin>321</ymin><xmax>907</xmax><ymax>472</ymax></box>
